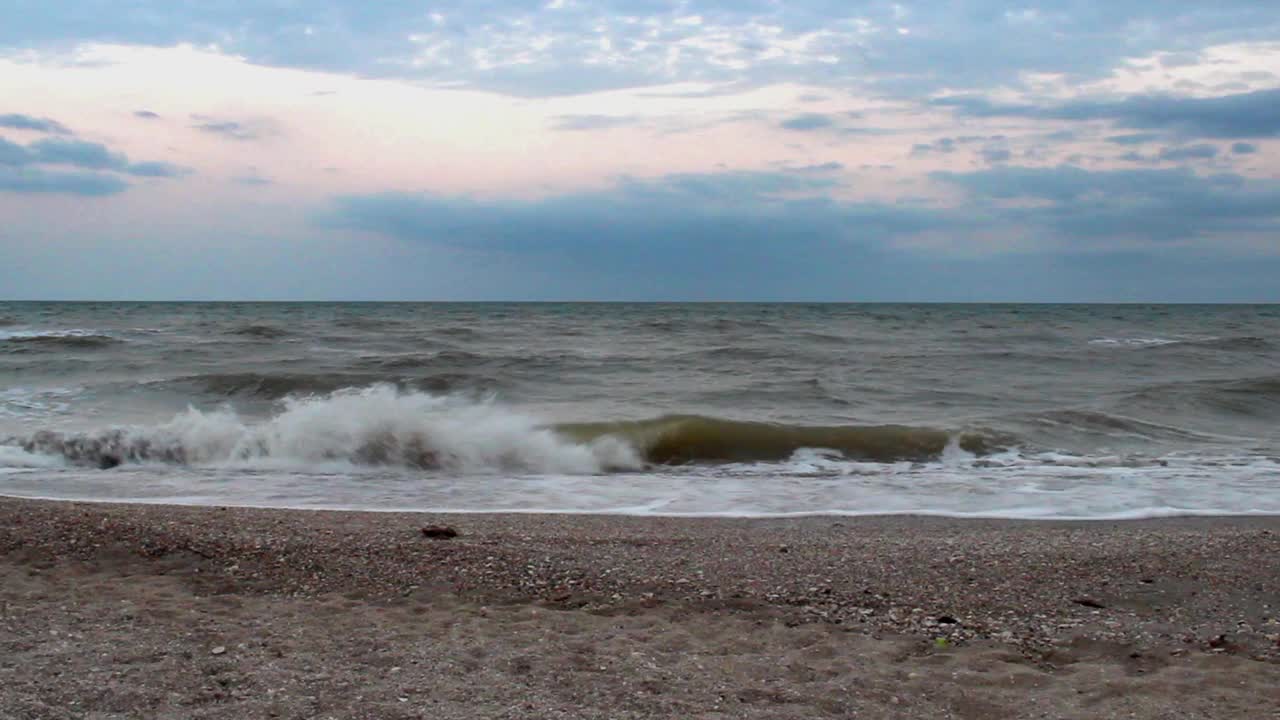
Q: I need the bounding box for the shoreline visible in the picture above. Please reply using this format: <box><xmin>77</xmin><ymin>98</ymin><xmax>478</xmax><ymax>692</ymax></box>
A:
<box><xmin>4</xmin><ymin>496</ymin><xmax>1279</xmax><ymax>718</ymax></box>
<box><xmin>5</xmin><ymin>491</ymin><xmax>1278</xmax><ymax>522</ymax></box>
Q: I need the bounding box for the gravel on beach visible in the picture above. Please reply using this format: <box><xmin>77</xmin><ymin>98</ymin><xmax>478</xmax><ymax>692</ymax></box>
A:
<box><xmin>2</xmin><ymin>497</ymin><xmax>1279</xmax><ymax>719</ymax></box>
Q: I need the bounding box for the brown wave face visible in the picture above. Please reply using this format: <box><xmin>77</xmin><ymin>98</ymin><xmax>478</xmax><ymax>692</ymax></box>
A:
<box><xmin>556</xmin><ymin>415</ymin><xmax>1004</xmax><ymax>464</ymax></box>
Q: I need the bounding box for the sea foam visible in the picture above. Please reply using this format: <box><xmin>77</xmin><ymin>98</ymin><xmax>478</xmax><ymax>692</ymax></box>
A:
<box><xmin>9</xmin><ymin>385</ymin><xmax>643</xmax><ymax>474</ymax></box>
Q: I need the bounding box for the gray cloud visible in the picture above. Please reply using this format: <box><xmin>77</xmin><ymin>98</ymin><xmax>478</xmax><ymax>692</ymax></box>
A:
<box><xmin>936</xmin><ymin>88</ymin><xmax>1280</xmax><ymax>139</ymax></box>
<box><xmin>29</xmin><ymin>137</ymin><xmax>128</xmax><ymax>169</ymax></box>
<box><xmin>980</xmin><ymin>147</ymin><xmax>1012</xmax><ymax>164</ymax></box>
<box><xmin>912</xmin><ymin>135</ymin><xmax>1012</xmax><ymax>156</ymax></box>
<box><xmin>779</xmin><ymin>113</ymin><xmax>833</xmax><ymax>131</ymax></box>
<box><xmin>5</xmin><ymin>1</ymin><xmax>1275</xmax><ymax>98</ymax></box>
<box><xmin>551</xmin><ymin>114</ymin><xmax>643</xmax><ymax>131</ymax></box>
<box><xmin>787</xmin><ymin>161</ymin><xmax>844</xmax><ymax>173</ymax></box>
<box><xmin>1232</xmin><ymin>142</ymin><xmax>1258</xmax><ymax>154</ymax></box>
<box><xmin>0</xmin><ymin>134</ymin><xmax>189</xmax><ymax>193</ymax></box>
<box><xmin>126</xmin><ymin>161</ymin><xmax>190</xmax><ymax>178</ymax></box>
<box><xmin>0</xmin><ymin>166</ymin><xmax>128</xmax><ymax>195</ymax></box>
<box><xmin>191</xmin><ymin>118</ymin><xmax>274</xmax><ymax>141</ymax></box>
<box><xmin>317</xmin><ymin>165</ymin><xmax>1280</xmax><ymax>299</ymax></box>
<box><xmin>1106</xmin><ymin>133</ymin><xmax>1160</xmax><ymax>145</ymax></box>
<box><xmin>0</xmin><ymin>136</ymin><xmax>30</xmax><ymax>165</ymax></box>
<box><xmin>324</xmin><ymin>170</ymin><xmax>947</xmax><ymax>295</ymax></box>
<box><xmin>0</xmin><ymin>113</ymin><xmax>71</xmax><ymax>134</ymax></box>
<box><xmin>134</xmin><ymin>110</ymin><xmax>161</xmax><ymax>119</ymax></box>
<box><xmin>911</xmin><ymin>138</ymin><xmax>957</xmax><ymax>155</ymax></box>
<box><xmin>1116</xmin><ymin>144</ymin><xmax>1222</xmax><ymax>164</ymax></box>
<box><xmin>933</xmin><ymin>165</ymin><xmax>1280</xmax><ymax>242</ymax></box>
<box><xmin>1157</xmin><ymin>144</ymin><xmax>1219</xmax><ymax>162</ymax></box>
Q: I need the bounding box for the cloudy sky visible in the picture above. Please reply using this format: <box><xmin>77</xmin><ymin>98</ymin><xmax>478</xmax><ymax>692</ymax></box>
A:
<box><xmin>2</xmin><ymin>2</ymin><xmax>1278</xmax><ymax>301</ymax></box>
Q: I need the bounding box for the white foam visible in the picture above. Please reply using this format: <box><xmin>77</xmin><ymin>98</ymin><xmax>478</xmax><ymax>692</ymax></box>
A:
<box><xmin>1088</xmin><ymin>337</ymin><xmax>1180</xmax><ymax>347</ymax></box>
<box><xmin>0</xmin><ymin>387</ymin><xmax>79</xmax><ymax>418</ymax></box>
<box><xmin>13</xmin><ymin>385</ymin><xmax>644</xmax><ymax>474</ymax></box>
<box><xmin>0</xmin><ymin>445</ymin><xmax>65</xmax><ymax>469</ymax></box>
<box><xmin>0</xmin><ymin>328</ymin><xmax>110</xmax><ymax>340</ymax></box>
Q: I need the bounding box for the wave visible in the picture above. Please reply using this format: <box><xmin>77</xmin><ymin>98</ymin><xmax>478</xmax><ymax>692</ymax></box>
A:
<box><xmin>226</xmin><ymin>324</ymin><xmax>291</xmax><ymax>340</ymax></box>
<box><xmin>1175</xmin><ymin>336</ymin><xmax>1274</xmax><ymax>352</ymax></box>
<box><xmin>331</xmin><ymin>316</ymin><xmax>408</xmax><ymax>331</ymax></box>
<box><xmin>1119</xmin><ymin>375</ymin><xmax>1280</xmax><ymax>418</ymax></box>
<box><xmin>7</xmin><ymin>386</ymin><xmax>640</xmax><ymax>473</ymax></box>
<box><xmin>2</xmin><ymin>386</ymin><xmax>1003</xmax><ymax>472</ymax></box>
<box><xmin>1090</xmin><ymin>335</ymin><xmax>1274</xmax><ymax>352</ymax></box>
<box><xmin>1020</xmin><ymin>409</ymin><xmax>1215</xmax><ymax>442</ymax></box>
<box><xmin>155</xmin><ymin>372</ymin><xmax>498</xmax><ymax>400</ymax></box>
<box><xmin>556</xmin><ymin>415</ymin><xmax>1003</xmax><ymax>463</ymax></box>
<box><xmin>0</xmin><ymin>329</ymin><xmax>119</xmax><ymax>351</ymax></box>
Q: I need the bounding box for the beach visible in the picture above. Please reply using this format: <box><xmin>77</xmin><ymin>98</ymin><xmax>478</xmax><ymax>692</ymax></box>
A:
<box><xmin>2</xmin><ymin>497</ymin><xmax>1278</xmax><ymax>719</ymax></box>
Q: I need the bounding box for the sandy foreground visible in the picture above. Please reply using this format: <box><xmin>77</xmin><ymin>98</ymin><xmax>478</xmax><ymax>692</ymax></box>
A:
<box><xmin>1</xmin><ymin>498</ymin><xmax>1278</xmax><ymax>719</ymax></box>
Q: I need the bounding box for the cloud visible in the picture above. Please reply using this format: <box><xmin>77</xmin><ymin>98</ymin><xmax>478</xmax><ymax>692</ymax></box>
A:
<box><xmin>779</xmin><ymin>113</ymin><xmax>833</xmax><ymax>131</ymax></box>
<box><xmin>1116</xmin><ymin>144</ymin><xmax>1222</xmax><ymax>164</ymax></box>
<box><xmin>0</xmin><ymin>166</ymin><xmax>128</xmax><ymax>195</ymax></box>
<box><xmin>318</xmin><ymin>165</ymin><xmax>1280</xmax><ymax>300</ymax></box>
<box><xmin>0</xmin><ymin>113</ymin><xmax>71</xmax><ymax>134</ymax></box>
<box><xmin>191</xmin><ymin>118</ymin><xmax>274</xmax><ymax>141</ymax></box>
<box><xmin>324</xmin><ymin>170</ymin><xmax>948</xmax><ymax>295</ymax></box>
<box><xmin>125</xmin><ymin>161</ymin><xmax>190</xmax><ymax>178</ymax></box>
<box><xmin>1232</xmin><ymin>142</ymin><xmax>1258</xmax><ymax>154</ymax></box>
<box><xmin>787</xmin><ymin>161</ymin><xmax>844</xmax><ymax>173</ymax></box>
<box><xmin>551</xmin><ymin>114</ymin><xmax>643</xmax><ymax>131</ymax></box>
<box><xmin>980</xmin><ymin>147</ymin><xmax>1012</xmax><ymax>164</ymax></box>
<box><xmin>29</xmin><ymin>137</ymin><xmax>128</xmax><ymax>169</ymax></box>
<box><xmin>1157</xmin><ymin>144</ymin><xmax>1218</xmax><ymax>162</ymax></box>
<box><xmin>932</xmin><ymin>165</ymin><xmax>1280</xmax><ymax>242</ymax></box>
<box><xmin>911</xmin><ymin>138</ymin><xmax>957</xmax><ymax>155</ymax></box>
<box><xmin>936</xmin><ymin>88</ymin><xmax>1280</xmax><ymax>139</ymax></box>
<box><xmin>0</xmin><ymin>134</ymin><xmax>189</xmax><ymax>192</ymax></box>
<box><xmin>0</xmin><ymin>136</ymin><xmax>30</xmax><ymax>165</ymax></box>
<box><xmin>3</xmin><ymin>1</ymin><xmax>1278</xmax><ymax>99</ymax></box>
<box><xmin>1106</xmin><ymin>133</ymin><xmax>1160</xmax><ymax>145</ymax></box>
<box><xmin>28</xmin><ymin>5</ymin><xmax>1280</xmax><ymax>100</ymax></box>
<box><xmin>134</xmin><ymin>110</ymin><xmax>161</xmax><ymax>119</ymax></box>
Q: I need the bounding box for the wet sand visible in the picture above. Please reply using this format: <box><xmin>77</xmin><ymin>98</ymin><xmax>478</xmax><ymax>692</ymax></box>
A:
<box><xmin>2</xmin><ymin>497</ymin><xmax>1278</xmax><ymax>718</ymax></box>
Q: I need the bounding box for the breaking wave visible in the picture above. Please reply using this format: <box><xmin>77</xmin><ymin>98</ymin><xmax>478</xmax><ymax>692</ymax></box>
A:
<box><xmin>2</xmin><ymin>385</ymin><xmax>1004</xmax><ymax>472</ymax></box>
<box><xmin>6</xmin><ymin>386</ymin><xmax>641</xmax><ymax>473</ymax></box>
<box><xmin>0</xmin><ymin>329</ymin><xmax>119</xmax><ymax>351</ymax></box>
<box><xmin>558</xmin><ymin>416</ymin><xmax>1003</xmax><ymax>463</ymax></box>
<box><xmin>1090</xmin><ymin>335</ymin><xmax>1274</xmax><ymax>352</ymax></box>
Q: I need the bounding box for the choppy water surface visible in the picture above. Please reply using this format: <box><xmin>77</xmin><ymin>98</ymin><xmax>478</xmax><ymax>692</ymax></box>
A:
<box><xmin>2</xmin><ymin>302</ymin><xmax>1278</xmax><ymax>518</ymax></box>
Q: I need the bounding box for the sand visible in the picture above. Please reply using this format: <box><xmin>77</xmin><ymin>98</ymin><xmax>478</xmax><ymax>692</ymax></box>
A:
<box><xmin>1</xmin><ymin>497</ymin><xmax>1278</xmax><ymax>719</ymax></box>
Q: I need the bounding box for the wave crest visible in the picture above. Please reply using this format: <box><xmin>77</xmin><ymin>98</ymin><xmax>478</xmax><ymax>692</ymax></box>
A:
<box><xmin>558</xmin><ymin>415</ymin><xmax>1004</xmax><ymax>463</ymax></box>
<box><xmin>10</xmin><ymin>386</ymin><xmax>641</xmax><ymax>473</ymax></box>
<box><xmin>3</xmin><ymin>387</ymin><xmax>1005</xmax><ymax>472</ymax></box>
<box><xmin>0</xmin><ymin>330</ymin><xmax>119</xmax><ymax>351</ymax></box>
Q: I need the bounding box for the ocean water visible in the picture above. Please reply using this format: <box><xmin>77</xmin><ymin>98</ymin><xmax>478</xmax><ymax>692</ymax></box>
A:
<box><xmin>1</xmin><ymin>302</ymin><xmax>1278</xmax><ymax>519</ymax></box>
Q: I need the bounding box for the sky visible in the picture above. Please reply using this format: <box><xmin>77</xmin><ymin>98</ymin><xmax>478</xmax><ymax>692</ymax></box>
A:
<box><xmin>1</xmin><ymin>2</ymin><xmax>1278</xmax><ymax>301</ymax></box>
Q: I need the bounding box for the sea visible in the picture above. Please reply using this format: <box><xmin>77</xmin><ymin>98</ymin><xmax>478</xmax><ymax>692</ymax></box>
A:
<box><xmin>1</xmin><ymin>302</ymin><xmax>1277</xmax><ymax>519</ymax></box>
